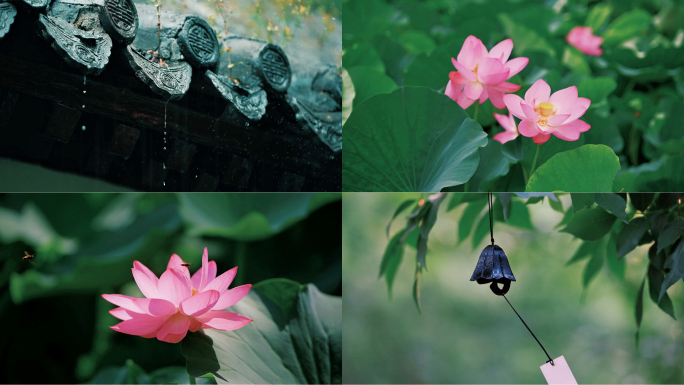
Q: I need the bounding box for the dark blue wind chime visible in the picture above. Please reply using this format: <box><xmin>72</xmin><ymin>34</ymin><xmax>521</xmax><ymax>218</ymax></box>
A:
<box><xmin>470</xmin><ymin>193</ymin><xmax>577</xmax><ymax>384</ymax></box>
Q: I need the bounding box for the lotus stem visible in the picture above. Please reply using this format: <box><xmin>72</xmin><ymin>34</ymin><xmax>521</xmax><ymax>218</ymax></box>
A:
<box><xmin>473</xmin><ymin>103</ymin><xmax>479</xmax><ymax>122</ymax></box>
<box><xmin>189</xmin><ymin>374</ymin><xmax>196</xmax><ymax>385</ymax></box>
<box><xmin>529</xmin><ymin>144</ymin><xmax>541</xmax><ymax>182</ymax></box>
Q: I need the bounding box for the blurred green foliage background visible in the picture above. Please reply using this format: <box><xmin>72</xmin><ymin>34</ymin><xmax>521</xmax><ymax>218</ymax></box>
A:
<box><xmin>0</xmin><ymin>193</ymin><xmax>341</xmax><ymax>383</ymax></box>
<box><xmin>342</xmin><ymin>193</ymin><xmax>684</xmax><ymax>383</ymax></box>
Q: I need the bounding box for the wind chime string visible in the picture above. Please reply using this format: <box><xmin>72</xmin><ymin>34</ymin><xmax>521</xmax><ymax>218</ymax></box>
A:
<box><xmin>488</xmin><ymin>193</ymin><xmax>494</xmax><ymax>245</ymax></box>
<box><xmin>502</xmin><ymin>294</ymin><xmax>554</xmax><ymax>366</ymax></box>
<box><xmin>487</xmin><ymin>193</ymin><xmax>554</xmax><ymax>366</ymax></box>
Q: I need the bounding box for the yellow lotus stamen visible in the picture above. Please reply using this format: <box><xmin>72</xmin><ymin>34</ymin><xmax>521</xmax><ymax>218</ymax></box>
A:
<box><xmin>539</xmin><ymin>102</ymin><xmax>554</xmax><ymax>116</ymax></box>
<box><xmin>471</xmin><ymin>63</ymin><xmax>479</xmax><ymax>75</ymax></box>
<box><xmin>191</xmin><ymin>288</ymin><xmax>199</xmax><ymax>296</ymax></box>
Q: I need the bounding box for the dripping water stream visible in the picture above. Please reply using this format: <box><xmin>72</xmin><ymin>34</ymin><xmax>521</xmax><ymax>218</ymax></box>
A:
<box><xmin>82</xmin><ymin>75</ymin><xmax>87</xmax><ymax>130</ymax></box>
<box><xmin>162</xmin><ymin>101</ymin><xmax>169</xmax><ymax>187</ymax></box>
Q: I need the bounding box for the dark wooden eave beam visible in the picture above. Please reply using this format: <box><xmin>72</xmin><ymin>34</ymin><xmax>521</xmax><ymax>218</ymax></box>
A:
<box><xmin>0</xmin><ymin>54</ymin><xmax>336</xmax><ymax>176</ymax></box>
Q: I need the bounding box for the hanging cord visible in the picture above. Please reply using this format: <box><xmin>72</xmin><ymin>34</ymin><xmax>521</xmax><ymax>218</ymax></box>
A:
<box><xmin>502</xmin><ymin>294</ymin><xmax>554</xmax><ymax>366</ymax></box>
<box><xmin>488</xmin><ymin>193</ymin><xmax>552</xmax><ymax>365</ymax></box>
<box><xmin>488</xmin><ymin>193</ymin><xmax>494</xmax><ymax>245</ymax></box>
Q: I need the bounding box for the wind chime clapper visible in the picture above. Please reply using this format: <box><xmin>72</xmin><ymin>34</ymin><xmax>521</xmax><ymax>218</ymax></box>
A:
<box><xmin>468</xmin><ymin>194</ymin><xmax>577</xmax><ymax>385</ymax></box>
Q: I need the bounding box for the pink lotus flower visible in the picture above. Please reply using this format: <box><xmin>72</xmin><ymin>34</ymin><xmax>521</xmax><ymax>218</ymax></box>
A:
<box><xmin>103</xmin><ymin>248</ymin><xmax>253</xmax><ymax>343</ymax></box>
<box><xmin>493</xmin><ymin>112</ymin><xmax>518</xmax><ymax>144</ymax></box>
<box><xmin>503</xmin><ymin>79</ymin><xmax>591</xmax><ymax>145</ymax></box>
<box><xmin>445</xmin><ymin>35</ymin><xmax>529</xmax><ymax>110</ymax></box>
<box><xmin>566</xmin><ymin>26</ymin><xmax>603</xmax><ymax>56</ymax></box>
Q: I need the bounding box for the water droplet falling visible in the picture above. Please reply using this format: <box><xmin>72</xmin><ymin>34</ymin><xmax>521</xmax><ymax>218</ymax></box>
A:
<box><xmin>82</xmin><ymin>105</ymin><xmax>85</xmax><ymax>109</ymax></box>
<box><xmin>83</xmin><ymin>75</ymin><xmax>86</xmax><ymax>86</ymax></box>
<box><xmin>164</xmin><ymin>101</ymin><xmax>169</xmax><ymax>129</ymax></box>
<box><xmin>163</xmin><ymin>181</ymin><xmax>166</xmax><ymax>186</ymax></box>
<box><xmin>82</xmin><ymin>126</ymin><xmax>86</xmax><ymax>131</ymax></box>
<box><xmin>83</xmin><ymin>90</ymin><xmax>86</xmax><ymax>94</ymax></box>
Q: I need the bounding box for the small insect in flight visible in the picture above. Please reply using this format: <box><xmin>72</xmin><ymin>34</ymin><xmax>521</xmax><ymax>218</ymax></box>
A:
<box><xmin>181</xmin><ymin>263</ymin><xmax>191</xmax><ymax>267</ymax></box>
<box><xmin>23</xmin><ymin>251</ymin><xmax>35</xmax><ymax>265</ymax></box>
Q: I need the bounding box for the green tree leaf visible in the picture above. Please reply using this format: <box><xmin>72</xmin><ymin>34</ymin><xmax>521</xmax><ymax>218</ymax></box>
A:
<box><xmin>648</xmin><ymin>264</ymin><xmax>676</xmax><ymax>319</ymax></box>
<box><xmin>548</xmin><ymin>197</ymin><xmax>564</xmax><ymax>214</ymax></box>
<box><xmin>386</xmin><ymin>200</ymin><xmax>416</xmax><ymax>237</ymax></box>
<box><xmin>650</xmin><ymin>212</ymin><xmax>669</xmax><ymax>240</ymax></box>
<box><xmin>606</xmin><ymin>236</ymin><xmax>625</xmax><ymax>280</ymax></box>
<box><xmin>458</xmin><ymin>200</ymin><xmax>487</xmax><ymax>244</ymax></box>
<box><xmin>181</xmin><ymin>280</ymin><xmax>341</xmax><ymax>384</ymax></box>
<box><xmin>616</xmin><ymin>217</ymin><xmax>648</xmax><ymax>259</ymax></box>
<box><xmin>657</xmin><ymin>220</ymin><xmax>684</xmax><ymax>253</ymax></box>
<box><xmin>379</xmin><ymin>231</ymin><xmax>405</xmax><ymax>296</ymax></box>
<box><xmin>594</xmin><ymin>193</ymin><xmax>628</xmax><ymax>224</ymax></box>
<box><xmin>560</xmin><ymin>207</ymin><xmax>617</xmax><ymax>241</ymax></box>
<box><xmin>494</xmin><ymin>199</ymin><xmax>534</xmax><ymax>230</ymax></box>
<box><xmin>635</xmin><ymin>277</ymin><xmax>646</xmax><ymax>346</ymax></box>
<box><xmin>629</xmin><ymin>193</ymin><xmax>654</xmax><ymax>212</ymax></box>
<box><xmin>566</xmin><ymin>240</ymin><xmax>600</xmax><ymax>266</ymax></box>
<box><xmin>343</xmin><ymin>87</ymin><xmax>488</xmax><ymax>192</ymax></box>
<box><xmin>401</xmin><ymin>202</ymin><xmax>432</xmax><ymax>244</ymax></box>
<box><xmin>446</xmin><ymin>192</ymin><xmax>487</xmax><ymax>212</ymax></box>
<box><xmin>649</xmin><ymin>243</ymin><xmax>667</xmax><ymax>272</ymax></box>
<box><xmin>417</xmin><ymin>194</ymin><xmax>446</xmax><ymax>269</ymax></box>
<box><xmin>655</xmin><ymin>193</ymin><xmax>681</xmax><ymax>210</ymax></box>
<box><xmin>659</xmin><ymin>240</ymin><xmax>684</xmax><ymax>302</ymax></box>
<box><xmin>472</xmin><ymin>214</ymin><xmax>490</xmax><ymax>250</ymax></box>
<box><xmin>499</xmin><ymin>193</ymin><xmax>513</xmax><ymax>221</ymax></box>
<box><xmin>526</xmin><ymin>145</ymin><xmax>621</xmax><ymax>192</ymax></box>
<box><xmin>582</xmin><ymin>246</ymin><xmax>604</xmax><ymax>289</ymax></box>
<box><xmin>555</xmin><ymin>206</ymin><xmax>574</xmax><ymax>229</ymax></box>
<box><xmin>570</xmin><ymin>193</ymin><xmax>594</xmax><ymax>213</ymax></box>
<box><xmin>413</xmin><ymin>264</ymin><xmax>422</xmax><ymax>313</ymax></box>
